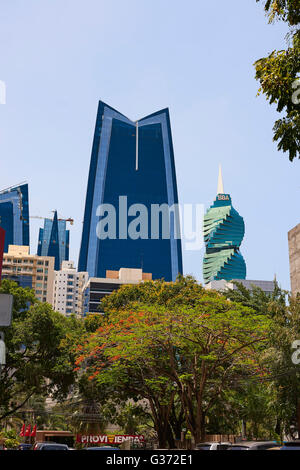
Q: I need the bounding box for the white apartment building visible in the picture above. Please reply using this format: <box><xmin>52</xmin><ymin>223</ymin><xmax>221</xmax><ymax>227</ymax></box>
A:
<box><xmin>52</xmin><ymin>261</ymin><xmax>88</xmax><ymax>316</ymax></box>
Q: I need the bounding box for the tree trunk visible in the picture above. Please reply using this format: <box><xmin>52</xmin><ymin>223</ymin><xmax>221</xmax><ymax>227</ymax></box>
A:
<box><xmin>169</xmin><ymin>404</ymin><xmax>185</xmax><ymax>441</ymax></box>
<box><xmin>274</xmin><ymin>419</ymin><xmax>280</xmax><ymax>437</ymax></box>
<box><xmin>242</xmin><ymin>420</ymin><xmax>247</xmax><ymax>439</ymax></box>
<box><xmin>193</xmin><ymin>412</ymin><xmax>206</xmax><ymax>443</ymax></box>
<box><xmin>149</xmin><ymin>400</ymin><xmax>175</xmax><ymax>449</ymax></box>
<box><xmin>166</xmin><ymin>422</ymin><xmax>175</xmax><ymax>449</ymax></box>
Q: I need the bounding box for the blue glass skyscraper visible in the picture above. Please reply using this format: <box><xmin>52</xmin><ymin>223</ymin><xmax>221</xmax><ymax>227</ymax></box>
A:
<box><xmin>37</xmin><ymin>211</ymin><xmax>69</xmax><ymax>270</ymax></box>
<box><xmin>0</xmin><ymin>183</ymin><xmax>30</xmax><ymax>252</ymax></box>
<box><xmin>78</xmin><ymin>101</ymin><xmax>182</xmax><ymax>281</ymax></box>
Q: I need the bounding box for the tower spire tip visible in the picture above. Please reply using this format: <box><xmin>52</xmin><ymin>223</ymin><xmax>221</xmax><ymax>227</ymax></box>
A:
<box><xmin>217</xmin><ymin>164</ymin><xmax>224</xmax><ymax>194</ymax></box>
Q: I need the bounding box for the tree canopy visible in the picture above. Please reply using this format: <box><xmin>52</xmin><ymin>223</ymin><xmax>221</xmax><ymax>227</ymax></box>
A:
<box><xmin>75</xmin><ymin>278</ymin><xmax>271</xmax><ymax>446</ymax></box>
<box><xmin>255</xmin><ymin>0</ymin><xmax>300</xmax><ymax>161</ymax></box>
<box><xmin>0</xmin><ymin>280</ymin><xmax>82</xmax><ymax>421</ymax></box>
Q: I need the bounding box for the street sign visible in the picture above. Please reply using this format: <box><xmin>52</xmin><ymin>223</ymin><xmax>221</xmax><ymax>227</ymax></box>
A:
<box><xmin>0</xmin><ymin>332</ymin><xmax>5</xmax><ymax>366</ymax></box>
<box><xmin>0</xmin><ymin>294</ymin><xmax>13</xmax><ymax>326</ymax></box>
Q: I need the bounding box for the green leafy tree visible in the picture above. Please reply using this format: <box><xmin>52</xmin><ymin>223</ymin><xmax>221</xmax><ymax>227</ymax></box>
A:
<box><xmin>0</xmin><ymin>280</ymin><xmax>82</xmax><ymax>422</ymax></box>
<box><xmin>226</xmin><ymin>281</ymin><xmax>300</xmax><ymax>437</ymax></box>
<box><xmin>0</xmin><ymin>429</ymin><xmax>20</xmax><ymax>449</ymax></box>
<box><xmin>262</xmin><ymin>295</ymin><xmax>300</xmax><ymax>437</ymax></box>
<box><xmin>76</xmin><ymin>279</ymin><xmax>270</xmax><ymax>446</ymax></box>
<box><xmin>224</xmin><ymin>280</ymin><xmax>287</xmax><ymax>314</ymax></box>
<box><xmin>255</xmin><ymin>0</ymin><xmax>300</xmax><ymax>161</ymax></box>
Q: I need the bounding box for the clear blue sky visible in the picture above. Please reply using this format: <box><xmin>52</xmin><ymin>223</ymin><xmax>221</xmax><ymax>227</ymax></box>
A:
<box><xmin>0</xmin><ymin>0</ymin><xmax>298</xmax><ymax>290</ymax></box>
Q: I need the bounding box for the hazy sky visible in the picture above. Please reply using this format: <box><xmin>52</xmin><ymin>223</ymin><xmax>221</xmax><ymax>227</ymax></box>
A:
<box><xmin>0</xmin><ymin>0</ymin><xmax>297</xmax><ymax>289</ymax></box>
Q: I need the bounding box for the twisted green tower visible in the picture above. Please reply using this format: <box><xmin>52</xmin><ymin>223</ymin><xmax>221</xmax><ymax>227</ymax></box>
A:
<box><xmin>203</xmin><ymin>167</ymin><xmax>246</xmax><ymax>284</ymax></box>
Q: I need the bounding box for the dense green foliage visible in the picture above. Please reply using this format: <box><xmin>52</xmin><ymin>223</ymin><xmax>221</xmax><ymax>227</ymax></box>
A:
<box><xmin>255</xmin><ymin>0</ymin><xmax>300</xmax><ymax>161</ymax></box>
<box><xmin>0</xmin><ymin>280</ymin><xmax>82</xmax><ymax>420</ymax></box>
<box><xmin>76</xmin><ymin>278</ymin><xmax>274</xmax><ymax>446</ymax></box>
<box><xmin>2</xmin><ymin>276</ymin><xmax>300</xmax><ymax>447</ymax></box>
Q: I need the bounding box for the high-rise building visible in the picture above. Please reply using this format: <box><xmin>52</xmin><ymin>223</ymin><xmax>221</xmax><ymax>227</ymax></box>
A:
<box><xmin>288</xmin><ymin>223</ymin><xmax>300</xmax><ymax>296</ymax></box>
<box><xmin>2</xmin><ymin>245</ymin><xmax>55</xmax><ymax>302</ymax></box>
<box><xmin>78</xmin><ymin>101</ymin><xmax>182</xmax><ymax>282</ymax></box>
<box><xmin>83</xmin><ymin>267</ymin><xmax>152</xmax><ymax>315</ymax></box>
<box><xmin>0</xmin><ymin>183</ymin><xmax>29</xmax><ymax>252</ymax></box>
<box><xmin>37</xmin><ymin>211</ymin><xmax>70</xmax><ymax>271</ymax></box>
<box><xmin>203</xmin><ymin>167</ymin><xmax>246</xmax><ymax>284</ymax></box>
<box><xmin>52</xmin><ymin>261</ymin><xmax>88</xmax><ymax>317</ymax></box>
<box><xmin>0</xmin><ymin>227</ymin><xmax>5</xmax><ymax>281</ymax></box>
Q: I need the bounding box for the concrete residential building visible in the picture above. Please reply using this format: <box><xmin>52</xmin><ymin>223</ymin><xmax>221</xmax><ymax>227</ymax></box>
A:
<box><xmin>52</xmin><ymin>261</ymin><xmax>88</xmax><ymax>316</ymax></box>
<box><xmin>206</xmin><ymin>279</ymin><xmax>276</xmax><ymax>295</ymax></box>
<box><xmin>288</xmin><ymin>223</ymin><xmax>300</xmax><ymax>295</ymax></box>
<box><xmin>2</xmin><ymin>245</ymin><xmax>55</xmax><ymax>303</ymax></box>
<box><xmin>83</xmin><ymin>267</ymin><xmax>152</xmax><ymax>315</ymax></box>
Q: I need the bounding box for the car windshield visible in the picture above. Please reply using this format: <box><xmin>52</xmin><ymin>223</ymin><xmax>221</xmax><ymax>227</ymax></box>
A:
<box><xmin>196</xmin><ymin>445</ymin><xmax>211</xmax><ymax>450</ymax></box>
<box><xmin>43</xmin><ymin>445</ymin><xmax>67</xmax><ymax>450</ymax></box>
<box><xmin>283</xmin><ymin>442</ymin><xmax>300</xmax><ymax>447</ymax></box>
<box><xmin>84</xmin><ymin>447</ymin><xmax>120</xmax><ymax>450</ymax></box>
<box><xmin>228</xmin><ymin>446</ymin><xmax>249</xmax><ymax>450</ymax></box>
<box><xmin>281</xmin><ymin>443</ymin><xmax>300</xmax><ymax>450</ymax></box>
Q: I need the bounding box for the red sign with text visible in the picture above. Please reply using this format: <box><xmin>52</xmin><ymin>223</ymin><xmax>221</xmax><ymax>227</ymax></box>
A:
<box><xmin>76</xmin><ymin>434</ymin><xmax>145</xmax><ymax>445</ymax></box>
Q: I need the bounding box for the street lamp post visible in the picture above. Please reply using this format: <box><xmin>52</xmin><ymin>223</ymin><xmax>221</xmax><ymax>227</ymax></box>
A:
<box><xmin>0</xmin><ymin>293</ymin><xmax>13</xmax><ymax>369</ymax></box>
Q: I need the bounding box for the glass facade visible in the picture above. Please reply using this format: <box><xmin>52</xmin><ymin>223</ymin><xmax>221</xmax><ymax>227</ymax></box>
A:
<box><xmin>2</xmin><ymin>273</ymin><xmax>33</xmax><ymax>289</ymax></box>
<box><xmin>203</xmin><ymin>193</ymin><xmax>246</xmax><ymax>283</ymax></box>
<box><xmin>79</xmin><ymin>101</ymin><xmax>183</xmax><ymax>281</ymax></box>
<box><xmin>37</xmin><ymin>210</ymin><xmax>69</xmax><ymax>270</ymax></box>
<box><xmin>0</xmin><ymin>183</ymin><xmax>30</xmax><ymax>252</ymax></box>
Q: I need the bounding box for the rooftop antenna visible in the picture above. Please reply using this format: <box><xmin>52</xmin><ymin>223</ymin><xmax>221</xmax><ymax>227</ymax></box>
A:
<box><xmin>217</xmin><ymin>164</ymin><xmax>224</xmax><ymax>194</ymax></box>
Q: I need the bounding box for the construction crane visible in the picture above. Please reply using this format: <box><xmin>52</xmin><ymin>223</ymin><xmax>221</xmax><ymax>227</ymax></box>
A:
<box><xmin>0</xmin><ymin>182</ymin><xmax>27</xmax><ymax>221</ymax></box>
<box><xmin>0</xmin><ymin>182</ymin><xmax>27</xmax><ymax>195</ymax></box>
<box><xmin>29</xmin><ymin>215</ymin><xmax>74</xmax><ymax>225</ymax></box>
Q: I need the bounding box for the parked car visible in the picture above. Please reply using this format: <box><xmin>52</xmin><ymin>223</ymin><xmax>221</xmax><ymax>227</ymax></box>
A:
<box><xmin>82</xmin><ymin>446</ymin><xmax>120</xmax><ymax>450</ymax></box>
<box><xmin>18</xmin><ymin>443</ymin><xmax>33</xmax><ymax>450</ymax></box>
<box><xmin>195</xmin><ymin>442</ymin><xmax>232</xmax><ymax>450</ymax></box>
<box><xmin>33</xmin><ymin>442</ymin><xmax>69</xmax><ymax>450</ymax></box>
<box><xmin>228</xmin><ymin>441</ymin><xmax>277</xmax><ymax>451</ymax></box>
<box><xmin>280</xmin><ymin>441</ymin><xmax>300</xmax><ymax>450</ymax></box>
